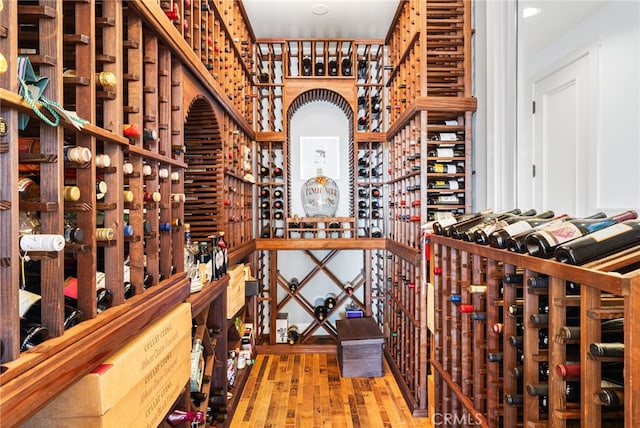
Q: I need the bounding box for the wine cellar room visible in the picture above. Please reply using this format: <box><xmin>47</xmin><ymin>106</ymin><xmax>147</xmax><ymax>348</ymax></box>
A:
<box><xmin>1</xmin><ymin>0</ymin><xmax>639</xmax><ymax>427</ymax></box>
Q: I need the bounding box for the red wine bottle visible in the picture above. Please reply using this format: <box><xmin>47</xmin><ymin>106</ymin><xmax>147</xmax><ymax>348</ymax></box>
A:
<box><xmin>555</xmin><ymin>220</ymin><xmax>640</xmax><ymax>264</ymax></box>
<box><xmin>449</xmin><ymin>209</ymin><xmax>522</xmax><ymax>240</ymax></box>
<box><xmin>489</xmin><ymin>213</ymin><xmax>569</xmax><ymax>248</ymax></box>
<box><xmin>475</xmin><ymin>210</ymin><xmax>555</xmax><ymax>245</ymax></box>
<box><xmin>166</xmin><ymin>410</ymin><xmax>204</xmax><ymax>427</ymax></box>
<box><xmin>525</xmin><ymin>210</ymin><xmax>638</xmax><ymax>258</ymax></box>
<box><xmin>432</xmin><ymin>209</ymin><xmax>493</xmax><ymax>235</ymax></box>
<box><xmin>461</xmin><ymin>209</ymin><xmax>538</xmax><ymax>242</ymax></box>
<box><xmin>506</xmin><ymin>212</ymin><xmax>607</xmax><ymax>253</ymax></box>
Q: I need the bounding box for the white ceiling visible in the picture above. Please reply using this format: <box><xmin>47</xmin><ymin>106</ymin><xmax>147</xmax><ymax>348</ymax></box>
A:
<box><xmin>521</xmin><ymin>0</ymin><xmax>608</xmax><ymax>54</ymax></box>
<box><xmin>241</xmin><ymin>0</ymin><xmax>610</xmax><ymax>55</ymax></box>
<box><xmin>242</xmin><ymin>0</ymin><xmax>400</xmax><ymax>40</ymax></box>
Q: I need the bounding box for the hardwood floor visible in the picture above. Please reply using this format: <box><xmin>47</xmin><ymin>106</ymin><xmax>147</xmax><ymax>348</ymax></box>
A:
<box><xmin>231</xmin><ymin>353</ymin><xmax>431</xmax><ymax>427</ymax></box>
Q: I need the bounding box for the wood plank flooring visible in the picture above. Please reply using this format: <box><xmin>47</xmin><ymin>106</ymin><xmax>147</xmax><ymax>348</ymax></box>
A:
<box><xmin>231</xmin><ymin>354</ymin><xmax>432</xmax><ymax>427</ymax></box>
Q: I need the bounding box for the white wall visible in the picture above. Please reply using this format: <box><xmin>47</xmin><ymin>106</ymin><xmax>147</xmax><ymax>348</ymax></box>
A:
<box><xmin>476</xmin><ymin>0</ymin><xmax>640</xmax><ymax>215</ymax></box>
<box><xmin>289</xmin><ymin>101</ymin><xmax>351</xmax><ymax>217</ymax></box>
<box><xmin>516</xmin><ymin>1</ymin><xmax>640</xmax><ymax>214</ymax></box>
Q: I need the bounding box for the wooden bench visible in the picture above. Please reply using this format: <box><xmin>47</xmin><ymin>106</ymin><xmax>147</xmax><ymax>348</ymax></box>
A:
<box><xmin>336</xmin><ymin>317</ymin><xmax>384</xmax><ymax>378</ymax></box>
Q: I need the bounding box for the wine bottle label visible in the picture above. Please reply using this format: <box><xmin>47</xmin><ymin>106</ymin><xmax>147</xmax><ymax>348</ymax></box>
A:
<box><xmin>122</xmin><ymin>162</ymin><xmax>134</xmax><ymax>175</ymax></box>
<box><xmin>19</xmin><ymin>288</ymin><xmax>41</xmax><ymax>318</ymax></box>
<box><xmin>158</xmin><ymin>168</ymin><xmax>169</xmax><ymax>178</ymax></box>
<box><xmin>435</xmin><ymin>217</ymin><xmax>458</xmax><ymax>229</ymax></box>
<box><xmin>63</xmin><ymin>186</ymin><xmax>81</xmax><ymax>201</ymax></box>
<box><xmin>20</xmin><ymin>234</ymin><xmax>65</xmax><ymax>252</ymax></box>
<box><xmin>535</xmin><ymin>222</ymin><xmax>583</xmax><ymax>246</ymax></box>
<box><xmin>64</xmin><ymin>146</ymin><xmax>92</xmax><ymax>163</ymax></box>
<box><xmin>436</xmin><ymin>148</ymin><xmax>454</xmax><ymax>157</ymax></box>
<box><xmin>95</xmin><ymin>154</ymin><xmax>111</xmax><ymax>168</ymax></box>
<box><xmin>123</xmin><ymin>191</ymin><xmax>134</xmax><ymax>203</ymax></box>
<box><xmin>96</xmin><ymin>228</ymin><xmax>115</xmax><ymax>241</ymax></box>
<box><xmin>502</xmin><ymin>220</ymin><xmax>533</xmax><ymax>236</ymax></box>
<box><xmin>588</xmin><ymin>222</ymin><xmax>632</xmax><ymax>242</ymax></box>
<box><xmin>142</xmin><ymin>164</ymin><xmax>152</xmax><ymax>176</ymax></box>
<box><xmin>17</xmin><ymin>176</ymin><xmax>36</xmax><ymax>193</ymax></box>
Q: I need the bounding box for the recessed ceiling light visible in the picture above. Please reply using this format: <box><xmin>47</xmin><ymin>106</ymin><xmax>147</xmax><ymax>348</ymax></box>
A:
<box><xmin>523</xmin><ymin>7</ymin><xmax>541</xmax><ymax>18</ymax></box>
<box><xmin>311</xmin><ymin>3</ymin><xmax>329</xmax><ymax>16</ymax></box>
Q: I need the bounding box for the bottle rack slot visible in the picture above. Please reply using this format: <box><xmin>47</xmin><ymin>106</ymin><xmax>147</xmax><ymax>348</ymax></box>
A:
<box><xmin>431</xmin><ymin>234</ymin><xmax>640</xmax><ymax>427</ymax></box>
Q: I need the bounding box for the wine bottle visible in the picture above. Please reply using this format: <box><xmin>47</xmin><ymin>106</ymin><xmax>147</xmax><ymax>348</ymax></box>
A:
<box><xmin>341</xmin><ymin>57</ymin><xmax>352</xmax><ymax>76</ymax></box>
<box><xmin>357</xmin><ymin>59</ymin><xmax>368</xmax><ymax>80</ymax></box>
<box><xmin>526</xmin><ymin>384</ymin><xmax>549</xmax><ymax>397</ymax></box>
<box><xmin>166</xmin><ymin>410</ymin><xmax>205</xmax><ymax>427</ymax></box>
<box><xmin>287</xmin><ymin>325</ymin><xmax>299</xmax><ymax>345</ymax></box>
<box><xmin>506</xmin><ymin>212</ymin><xmax>607</xmax><ymax>253</ymax></box>
<box><xmin>288</xmin><ymin>277</ymin><xmax>299</xmax><ymax>293</ymax></box>
<box><xmin>273</xmin><ymin>188</ymin><xmax>283</xmax><ymax>199</ymax></box>
<box><xmin>525</xmin><ymin>210</ymin><xmax>638</xmax><ymax>258</ymax></box>
<box><xmin>313</xmin><ymin>297</ymin><xmax>327</xmax><ymax>320</ymax></box>
<box><xmin>432</xmin><ymin>209</ymin><xmax>493</xmax><ymax>236</ymax></box>
<box><xmin>314</xmin><ymin>60</ymin><xmax>325</xmax><ymax>76</ymax></box>
<box><xmin>427</xmin><ymin>147</ymin><xmax>464</xmax><ymax>157</ymax></box>
<box><xmin>427</xmin><ymin>179</ymin><xmax>464</xmax><ymax>190</ymax></box>
<box><xmin>460</xmin><ymin>209</ymin><xmax>538</xmax><ymax>242</ymax></box>
<box><xmin>590</xmin><ymin>342</ymin><xmax>624</xmax><ymax>358</ymax></box>
<box><xmin>328</xmin><ymin>59</ymin><xmax>338</xmax><ymax>76</ymax></box>
<box><xmin>19</xmin><ymin>318</ymin><xmax>49</xmax><ymax>351</ymax></box>
<box><xmin>302</xmin><ymin>56</ymin><xmax>312</xmax><ymax>76</ymax></box>
<box><xmin>475</xmin><ymin>210</ymin><xmax>555</xmax><ymax>245</ymax></box>
<box><xmin>260</xmin><ymin>224</ymin><xmax>271</xmax><ymax>238</ymax></box>
<box><xmin>599</xmin><ymin>387</ymin><xmax>624</xmax><ymax>407</ymax></box>
<box><xmin>555</xmin><ymin>220</ymin><xmax>640</xmax><ymax>264</ymax></box>
<box><xmin>505</xmin><ymin>394</ymin><xmax>524</xmax><ymax>406</ymax></box>
<box><xmin>324</xmin><ymin>293</ymin><xmax>337</xmax><ymax>310</ymax></box>
<box><xmin>448</xmin><ymin>209</ymin><xmax>522</xmax><ymax>240</ymax></box>
<box><xmin>427</xmin><ymin>163</ymin><xmax>464</xmax><ymax>174</ymax></box>
<box><xmin>558</xmin><ymin>318</ymin><xmax>623</xmax><ymax>343</ymax></box>
<box><xmin>344</xmin><ymin>282</ymin><xmax>354</xmax><ymax>295</ymax></box>
<box><xmin>556</xmin><ymin>361</ymin><xmax>623</xmax><ymax>384</ymax></box>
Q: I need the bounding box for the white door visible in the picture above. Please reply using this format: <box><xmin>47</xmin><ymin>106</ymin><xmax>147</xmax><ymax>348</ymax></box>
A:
<box><xmin>532</xmin><ymin>53</ymin><xmax>592</xmax><ymax>216</ymax></box>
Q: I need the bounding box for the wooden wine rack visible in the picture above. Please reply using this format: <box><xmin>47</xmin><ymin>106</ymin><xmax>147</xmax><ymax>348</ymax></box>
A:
<box><xmin>1</xmin><ymin>0</ymin><xmax>257</xmax><ymax>425</ymax></box>
<box><xmin>431</xmin><ymin>235</ymin><xmax>640</xmax><ymax>427</ymax></box>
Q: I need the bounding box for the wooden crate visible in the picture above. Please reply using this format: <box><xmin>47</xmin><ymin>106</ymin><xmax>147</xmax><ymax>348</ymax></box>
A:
<box><xmin>336</xmin><ymin>317</ymin><xmax>384</xmax><ymax>378</ymax></box>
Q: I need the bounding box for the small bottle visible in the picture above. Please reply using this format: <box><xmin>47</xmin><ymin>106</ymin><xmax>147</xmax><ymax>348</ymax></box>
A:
<box><xmin>287</xmin><ymin>325</ymin><xmax>299</xmax><ymax>345</ymax></box>
<box><xmin>324</xmin><ymin>293</ymin><xmax>337</xmax><ymax>310</ymax></box>
<box><xmin>288</xmin><ymin>277</ymin><xmax>299</xmax><ymax>293</ymax></box>
<box><xmin>313</xmin><ymin>297</ymin><xmax>327</xmax><ymax>320</ymax></box>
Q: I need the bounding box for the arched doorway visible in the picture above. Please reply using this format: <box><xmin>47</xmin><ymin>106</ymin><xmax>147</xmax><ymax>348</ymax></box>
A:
<box><xmin>183</xmin><ymin>97</ymin><xmax>223</xmax><ymax>242</ymax></box>
<box><xmin>286</xmin><ymin>89</ymin><xmax>355</xmax><ymax>218</ymax></box>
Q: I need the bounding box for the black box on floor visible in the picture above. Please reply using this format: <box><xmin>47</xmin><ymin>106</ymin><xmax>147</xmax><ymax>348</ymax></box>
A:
<box><xmin>336</xmin><ymin>317</ymin><xmax>384</xmax><ymax>378</ymax></box>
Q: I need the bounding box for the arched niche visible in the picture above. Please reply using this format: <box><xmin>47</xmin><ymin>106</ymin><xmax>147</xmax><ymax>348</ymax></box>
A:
<box><xmin>183</xmin><ymin>96</ymin><xmax>223</xmax><ymax>242</ymax></box>
<box><xmin>286</xmin><ymin>89</ymin><xmax>355</xmax><ymax>218</ymax></box>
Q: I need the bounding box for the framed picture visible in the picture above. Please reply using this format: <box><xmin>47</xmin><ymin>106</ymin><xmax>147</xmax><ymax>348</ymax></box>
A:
<box><xmin>299</xmin><ymin>136</ymin><xmax>340</xmax><ymax>179</ymax></box>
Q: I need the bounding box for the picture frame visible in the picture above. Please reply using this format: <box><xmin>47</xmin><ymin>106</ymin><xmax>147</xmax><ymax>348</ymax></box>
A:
<box><xmin>299</xmin><ymin>136</ymin><xmax>340</xmax><ymax>179</ymax></box>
